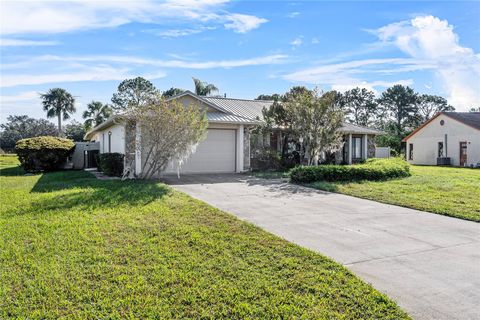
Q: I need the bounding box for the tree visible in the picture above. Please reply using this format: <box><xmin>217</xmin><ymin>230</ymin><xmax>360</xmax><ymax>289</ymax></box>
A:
<box><xmin>285</xmin><ymin>88</ymin><xmax>344</xmax><ymax>165</ymax></box>
<box><xmin>339</xmin><ymin>88</ymin><xmax>378</xmax><ymax>126</ymax></box>
<box><xmin>162</xmin><ymin>87</ymin><xmax>185</xmax><ymax>98</ymax></box>
<box><xmin>82</xmin><ymin>101</ymin><xmax>113</xmax><ymax>129</ymax></box>
<box><xmin>377</xmin><ymin>85</ymin><xmax>419</xmax><ymax>138</ymax></box>
<box><xmin>256</xmin><ymin>94</ymin><xmax>281</xmax><ymax>101</ymax></box>
<box><xmin>40</xmin><ymin>88</ymin><xmax>76</xmax><ymax>136</ymax></box>
<box><xmin>111</xmin><ymin>77</ymin><xmax>159</xmax><ymax>110</ymax></box>
<box><xmin>417</xmin><ymin>94</ymin><xmax>454</xmax><ymax>122</ymax></box>
<box><xmin>64</xmin><ymin>120</ymin><xmax>86</xmax><ymax>142</ymax></box>
<box><xmin>192</xmin><ymin>77</ymin><xmax>218</xmax><ymax>96</ymax></box>
<box><xmin>0</xmin><ymin>115</ymin><xmax>57</xmax><ymax>152</ymax></box>
<box><xmin>125</xmin><ymin>94</ymin><xmax>208</xmax><ymax>179</ymax></box>
<box><xmin>469</xmin><ymin>107</ymin><xmax>480</xmax><ymax>112</ymax></box>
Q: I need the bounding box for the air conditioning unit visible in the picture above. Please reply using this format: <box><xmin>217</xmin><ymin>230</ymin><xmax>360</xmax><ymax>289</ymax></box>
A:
<box><xmin>437</xmin><ymin>157</ymin><xmax>451</xmax><ymax>166</ymax></box>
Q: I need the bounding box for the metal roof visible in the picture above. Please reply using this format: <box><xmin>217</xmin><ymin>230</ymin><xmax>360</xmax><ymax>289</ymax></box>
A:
<box><xmin>207</xmin><ymin>112</ymin><xmax>260</xmax><ymax>125</ymax></box>
<box><xmin>340</xmin><ymin>123</ymin><xmax>385</xmax><ymax>135</ymax></box>
<box><xmin>203</xmin><ymin>96</ymin><xmax>273</xmax><ymax>120</ymax></box>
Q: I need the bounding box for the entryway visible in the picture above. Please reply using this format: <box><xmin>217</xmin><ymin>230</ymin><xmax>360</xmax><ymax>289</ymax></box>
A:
<box><xmin>459</xmin><ymin>142</ymin><xmax>467</xmax><ymax>166</ymax></box>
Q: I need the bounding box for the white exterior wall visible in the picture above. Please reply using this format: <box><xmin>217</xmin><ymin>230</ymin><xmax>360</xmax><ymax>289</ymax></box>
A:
<box><xmin>406</xmin><ymin>114</ymin><xmax>480</xmax><ymax>166</ymax></box>
<box><xmin>93</xmin><ymin>124</ymin><xmax>126</xmax><ymax>154</ymax></box>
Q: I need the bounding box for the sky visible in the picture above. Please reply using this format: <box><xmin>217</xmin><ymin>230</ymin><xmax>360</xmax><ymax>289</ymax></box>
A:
<box><xmin>1</xmin><ymin>0</ymin><xmax>479</xmax><ymax>123</ymax></box>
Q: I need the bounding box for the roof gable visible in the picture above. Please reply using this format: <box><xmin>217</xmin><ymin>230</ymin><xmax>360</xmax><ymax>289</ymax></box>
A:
<box><xmin>403</xmin><ymin>112</ymin><xmax>480</xmax><ymax>141</ymax></box>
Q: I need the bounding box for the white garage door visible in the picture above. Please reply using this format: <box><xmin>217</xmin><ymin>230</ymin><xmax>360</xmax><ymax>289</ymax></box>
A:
<box><xmin>167</xmin><ymin>129</ymin><xmax>236</xmax><ymax>173</ymax></box>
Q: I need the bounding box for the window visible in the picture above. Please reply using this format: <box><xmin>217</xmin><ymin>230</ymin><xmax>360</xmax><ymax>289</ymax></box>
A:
<box><xmin>409</xmin><ymin>143</ymin><xmax>413</xmax><ymax>160</ymax></box>
<box><xmin>352</xmin><ymin>136</ymin><xmax>363</xmax><ymax>159</ymax></box>
<box><xmin>438</xmin><ymin>142</ymin><xmax>444</xmax><ymax>157</ymax></box>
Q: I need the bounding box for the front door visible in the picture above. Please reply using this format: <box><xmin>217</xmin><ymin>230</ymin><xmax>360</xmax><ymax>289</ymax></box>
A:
<box><xmin>459</xmin><ymin>142</ymin><xmax>467</xmax><ymax>166</ymax></box>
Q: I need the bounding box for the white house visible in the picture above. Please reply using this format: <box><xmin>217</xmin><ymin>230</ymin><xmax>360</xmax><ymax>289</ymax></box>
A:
<box><xmin>403</xmin><ymin>112</ymin><xmax>480</xmax><ymax>167</ymax></box>
<box><xmin>84</xmin><ymin>91</ymin><xmax>384</xmax><ymax>175</ymax></box>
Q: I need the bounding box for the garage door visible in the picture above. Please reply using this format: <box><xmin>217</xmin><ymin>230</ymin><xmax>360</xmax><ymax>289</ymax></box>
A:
<box><xmin>167</xmin><ymin>129</ymin><xmax>236</xmax><ymax>173</ymax></box>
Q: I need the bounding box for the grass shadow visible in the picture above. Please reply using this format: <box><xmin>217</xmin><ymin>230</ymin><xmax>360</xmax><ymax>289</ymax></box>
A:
<box><xmin>0</xmin><ymin>165</ymin><xmax>26</xmax><ymax>176</ymax></box>
<box><xmin>4</xmin><ymin>170</ymin><xmax>170</xmax><ymax>217</ymax></box>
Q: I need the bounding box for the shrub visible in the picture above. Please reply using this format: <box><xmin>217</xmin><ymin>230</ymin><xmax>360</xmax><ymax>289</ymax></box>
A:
<box><xmin>98</xmin><ymin>153</ymin><xmax>124</xmax><ymax>176</ymax></box>
<box><xmin>289</xmin><ymin>158</ymin><xmax>410</xmax><ymax>183</ymax></box>
<box><xmin>15</xmin><ymin>136</ymin><xmax>75</xmax><ymax>172</ymax></box>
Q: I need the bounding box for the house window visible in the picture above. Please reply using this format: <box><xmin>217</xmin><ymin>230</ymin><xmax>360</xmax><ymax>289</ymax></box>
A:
<box><xmin>438</xmin><ymin>142</ymin><xmax>444</xmax><ymax>157</ymax></box>
<box><xmin>409</xmin><ymin>143</ymin><xmax>413</xmax><ymax>160</ymax></box>
<box><xmin>352</xmin><ymin>136</ymin><xmax>363</xmax><ymax>159</ymax></box>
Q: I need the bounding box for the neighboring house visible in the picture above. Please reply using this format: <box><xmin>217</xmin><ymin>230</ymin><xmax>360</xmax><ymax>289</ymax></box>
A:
<box><xmin>84</xmin><ymin>91</ymin><xmax>383</xmax><ymax>175</ymax></box>
<box><xmin>403</xmin><ymin>112</ymin><xmax>480</xmax><ymax>167</ymax></box>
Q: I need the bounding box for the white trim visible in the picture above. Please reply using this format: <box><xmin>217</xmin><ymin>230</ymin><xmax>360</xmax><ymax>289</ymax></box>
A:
<box><xmin>363</xmin><ymin>134</ymin><xmax>368</xmax><ymax>159</ymax></box>
<box><xmin>348</xmin><ymin>134</ymin><xmax>352</xmax><ymax>164</ymax></box>
<box><xmin>236</xmin><ymin>125</ymin><xmax>244</xmax><ymax>172</ymax></box>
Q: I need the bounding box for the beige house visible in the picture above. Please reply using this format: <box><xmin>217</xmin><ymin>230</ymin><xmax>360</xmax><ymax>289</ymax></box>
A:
<box><xmin>84</xmin><ymin>91</ymin><xmax>384</xmax><ymax>175</ymax></box>
<box><xmin>403</xmin><ymin>112</ymin><xmax>480</xmax><ymax>167</ymax></box>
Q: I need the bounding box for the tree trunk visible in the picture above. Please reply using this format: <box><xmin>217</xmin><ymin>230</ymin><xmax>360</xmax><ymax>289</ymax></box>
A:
<box><xmin>57</xmin><ymin>113</ymin><xmax>62</xmax><ymax>137</ymax></box>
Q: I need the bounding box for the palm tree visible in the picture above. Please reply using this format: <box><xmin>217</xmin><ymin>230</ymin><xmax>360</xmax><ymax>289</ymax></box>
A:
<box><xmin>192</xmin><ymin>77</ymin><xmax>218</xmax><ymax>96</ymax></box>
<box><xmin>40</xmin><ymin>88</ymin><xmax>76</xmax><ymax>136</ymax></box>
<box><xmin>82</xmin><ymin>101</ymin><xmax>113</xmax><ymax>130</ymax></box>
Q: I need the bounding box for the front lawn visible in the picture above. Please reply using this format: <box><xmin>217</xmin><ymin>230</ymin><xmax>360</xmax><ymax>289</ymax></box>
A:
<box><xmin>310</xmin><ymin>165</ymin><xmax>480</xmax><ymax>222</ymax></box>
<box><xmin>0</xmin><ymin>156</ymin><xmax>408</xmax><ymax>319</ymax></box>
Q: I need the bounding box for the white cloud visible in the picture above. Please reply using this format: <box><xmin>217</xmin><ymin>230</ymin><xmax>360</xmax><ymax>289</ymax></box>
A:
<box><xmin>287</xmin><ymin>12</ymin><xmax>300</xmax><ymax>18</ymax></box>
<box><xmin>311</xmin><ymin>37</ymin><xmax>319</xmax><ymax>44</ymax></box>
<box><xmin>0</xmin><ymin>54</ymin><xmax>287</xmax><ymax>87</ymax></box>
<box><xmin>374</xmin><ymin>15</ymin><xmax>480</xmax><ymax>110</ymax></box>
<box><xmin>224</xmin><ymin>14</ymin><xmax>268</xmax><ymax>33</ymax></box>
<box><xmin>290</xmin><ymin>37</ymin><xmax>303</xmax><ymax>47</ymax></box>
<box><xmin>283</xmin><ymin>58</ymin><xmax>431</xmax><ymax>84</ymax></box>
<box><xmin>0</xmin><ymin>0</ymin><xmax>266</xmax><ymax>36</ymax></box>
<box><xmin>0</xmin><ymin>91</ymin><xmax>39</xmax><ymax>103</ymax></box>
<box><xmin>144</xmin><ymin>26</ymin><xmax>216</xmax><ymax>38</ymax></box>
<box><xmin>0</xmin><ymin>39</ymin><xmax>60</xmax><ymax>47</ymax></box>
<box><xmin>0</xmin><ymin>65</ymin><xmax>160</xmax><ymax>88</ymax></box>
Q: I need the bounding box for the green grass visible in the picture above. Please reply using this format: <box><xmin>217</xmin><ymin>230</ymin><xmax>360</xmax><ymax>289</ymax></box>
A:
<box><xmin>0</xmin><ymin>155</ymin><xmax>409</xmax><ymax>319</ymax></box>
<box><xmin>310</xmin><ymin>165</ymin><xmax>480</xmax><ymax>222</ymax></box>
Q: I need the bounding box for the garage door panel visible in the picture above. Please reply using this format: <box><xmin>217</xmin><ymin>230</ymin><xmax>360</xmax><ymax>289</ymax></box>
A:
<box><xmin>166</xmin><ymin>129</ymin><xmax>236</xmax><ymax>173</ymax></box>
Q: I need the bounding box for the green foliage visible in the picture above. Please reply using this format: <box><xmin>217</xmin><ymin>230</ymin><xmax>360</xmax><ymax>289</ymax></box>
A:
<box><xmin>0</xmin><ymin>115</ymin><xmax>57</xmax><ymax>152</ymax></box>
<box><xmin>192</xmin><ymin>77</ymin><xmax>218</xmax><ymax>96</ymax></box>
<box><xmin>256</xmin><ymin>93</ymin><xmax>281</xmax><ymax>101</ymax></box>
<box><xmin>162</xmin><ymin>87</ymin><xmax>185</xmax><ymax>98</ymax></box>
<box><xmin>0</xmin><ymin>158</ymin><xmax>409</xmax><ymax>319</ymax></box>
<box><xmin>290</xmin><ymin>158</ymin><xmax>410</xmax><ymax>183</ymax></box>
<box><xmin>64</xmin><ymin>120</ymin><xmax>86</xmax><ymax>142</ymax></box>
<box><xmin>40</xmin><ymin>88</ymin><xmax>76</xmax><ymax>135</ymax></box>
<box><xmin>417</xmin><ymin>94</ymin><xmax>454</xmax><ymax>122</ymax></box>
<box><xmin>111</xmin><ymin>77</ymin><xmax>159</xmax><ymax>110</ymax></box>
<box><xmin>310</xmin><ymin>165</ymin><xmax>480</xmax><ymax>222</ymax></box>
<box><xmin>98</xmin><ymin>152</ymin><xmax>124</xmax><ymax>176</ymax></box>
<box><xmin>82</xmin><ymin>101</ymin><xmax>113</xmax><ymax>129</ymax></box>
<box><xmin>15</xmin><ymin>136</ymin><xmax>75</xmax><ymax>172</ymax></box>
<box><xmin>339</xmin><ymin>87</ymin><xmax>378</xmax><ymax>127</ymax></box>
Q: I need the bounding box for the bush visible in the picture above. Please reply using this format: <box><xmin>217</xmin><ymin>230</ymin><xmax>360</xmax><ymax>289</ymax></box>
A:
<box><xmin>98</xmin><ymin>153</ymin><xmax>124</xmax><ymax>176</ymax></box>
<box><xmin>289</xmin><ymin>158</ymin><xmax>410</xmax><ymax>183</ymax></box>
<box><xmin>15</xmin><ymin>136</ymin><xmax>75</xmax><ymax>172</ymax></box>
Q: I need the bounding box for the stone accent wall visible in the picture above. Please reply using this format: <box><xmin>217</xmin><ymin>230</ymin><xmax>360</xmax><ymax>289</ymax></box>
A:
<box><xmin>124</xmin><ymin>120</ymin><xmax>136</xmax><ymax>169</ymax></box>
<box><xmin>243</xmin><ymin>128</ymin><xmax>251</xmax><ymax>170</ymax></box>
<box><xmin>367</xmin><ymin>135</ymin><xmax>376</xmax><ymax>158</ymax></box>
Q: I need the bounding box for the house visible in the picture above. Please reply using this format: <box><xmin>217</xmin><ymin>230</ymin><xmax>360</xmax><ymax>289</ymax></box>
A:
<box><xmin>84</xmin><ymin>91</ymin><xmax>384</xmax><ymax>175</ymax></box>
<box><xmin>403</xmin><ymin>112</ymin><xmax>480</xmax><ymax>167</ymax></box>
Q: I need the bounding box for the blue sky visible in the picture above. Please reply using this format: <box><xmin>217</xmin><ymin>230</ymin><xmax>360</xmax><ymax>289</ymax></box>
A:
<box><xmin>1</xmin><ymin>0</ymin><xmax>479</xmax><ymax>123</ymax></box>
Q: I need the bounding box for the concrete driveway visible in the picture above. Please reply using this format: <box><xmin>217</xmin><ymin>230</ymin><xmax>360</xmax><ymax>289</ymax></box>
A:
<box><xmin>163</xmin><ymin>174</ymin><xmax>480</xmax><ymax>320</ymax></box>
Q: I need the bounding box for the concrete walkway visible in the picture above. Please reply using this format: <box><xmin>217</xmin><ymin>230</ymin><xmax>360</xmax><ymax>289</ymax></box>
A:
<box><xmin>163</xmin><ymin>174</ymin><xmax>480</xmax><ymax>320</ymax></box>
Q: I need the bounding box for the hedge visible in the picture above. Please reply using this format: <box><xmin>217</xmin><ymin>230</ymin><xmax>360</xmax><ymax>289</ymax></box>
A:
<box><xmin>98</xmin><ymin>153</ymin><xmax>124</xmax><ymax>177</ymax></box>
<box><xmin>15</xmin><ymin>136</ymin><xmax>75</xmax><ymax>172</ymax></box>
<box><xmin>289</xmin><ymin>158</ymin><xmax>410</xmax><ymax>183</ymax></box>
